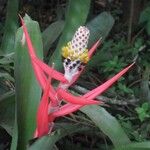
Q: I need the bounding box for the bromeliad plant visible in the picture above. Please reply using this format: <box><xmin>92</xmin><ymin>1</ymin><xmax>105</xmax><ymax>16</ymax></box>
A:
<box><xmin>20</xmin><ymin>16</ymin><xmax>134</xmax><ymax>138</ymax></box>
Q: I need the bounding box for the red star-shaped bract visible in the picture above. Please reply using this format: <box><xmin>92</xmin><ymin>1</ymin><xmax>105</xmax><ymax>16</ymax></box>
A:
<box><xmin>20</xmin><ymin>16</ymin><xmax>134</xmax><ymax>138</ymax></box>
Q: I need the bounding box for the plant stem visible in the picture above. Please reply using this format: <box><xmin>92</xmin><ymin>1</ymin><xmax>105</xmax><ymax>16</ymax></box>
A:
<box><xmin>127</xmin><ymin>0</ymin><xmax>134</xmax><ymax>44</ymax></box>
<box><xmin>140</xmin><ymin>66</ymin><xmax>150</xmax><ymax>103</ymax></box>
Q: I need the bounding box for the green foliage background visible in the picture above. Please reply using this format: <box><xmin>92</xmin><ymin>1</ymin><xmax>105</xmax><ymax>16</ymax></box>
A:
<box><xmin>0</xmin><ymin>0</ymin><xmax>150</xmax><ymax>149</ymax></box>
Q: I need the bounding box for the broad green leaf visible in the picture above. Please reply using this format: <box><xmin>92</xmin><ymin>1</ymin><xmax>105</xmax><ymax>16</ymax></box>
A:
<box><xmin>139</xmin><ymin>7</ymin><xmax>150</xmax><ymax>24</ymax></box>
<box><xmin>0</xmin><ymin>0</ymin><xmax>18</xmax><ymax>54</ymax></box>
<box><xmin>114</xmin><ymin>141</ymin><xmax>150</xmax><ymax>150</ymax></box>
<box><xmin>139</xmin><ymin>6</ymin><xmax>150</xmax><ymax>35</ymax></box>
<box><xmin>87</xmin><ymin>12</ymin><xmax>114</xmax><ymax>47</ymax></box>
<box><xmin>0</xmin><ymin>92</ymin><xmax>15</xmax><ymax>135</ymax></box>
<box><xmin>49</xmin><ymin>0</ymin><xmax>91</xmax><ymax>71</ymax></box>
<box><xmin>146</xmin><ymin>20</ymin><xmax>150</xmax><ymax>35</ymax></box>
<box><xmin>86</xmin><ymin>12</ymin><xmax>114</xmax><ymax>69</ymax></box>
<box><xmin>42</xmin><ymin>20</ymin><xmax>64</xmax><ymax>56</ymax></box>
<box><xmin>14</xmin><ymin>15</ymin><xmax>43</xmax><ymax>149</ymax></box>
<box><xmin>81</xmin><ymin>105</ymin><xmax>131</xmax><ymax>148</ymax></box>
<box><xmin>28</xmin><ymin>123</ymin><xmax>89</xmax><ymax>150</ymax></box>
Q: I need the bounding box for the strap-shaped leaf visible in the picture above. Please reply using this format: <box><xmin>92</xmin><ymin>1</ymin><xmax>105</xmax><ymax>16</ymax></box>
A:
<box><xmin>42</xmin><ymin>20</ymin><xmax>64</xmax><ymax>55</ymax></box>
<box><xmin>114</xmin><ymin>141</ymin><xmax>150</xmax><ymax>150</ymax></box>
<box><xmin>14</xmin><ymin>15</ymin><xmax>43</xmax><ymax>149</ymax></box>
<box><xmin>81</xmin><ymin>105</ymin><xmax>131</xmax><ymax>147</ymax></box>
<box><xmin>28</xmin><ymin>123</ymin><xmax>89</xmax><ymax>150</ymax></box>
<box><xmin>87</xmin><ymin>12</ymin><xmax>114</xmax><ymax>46</ymax></box>
<box><xmin>0</xmin><ymin>0</ymin><xmax>18</xmax><ymax>54</ymax></box>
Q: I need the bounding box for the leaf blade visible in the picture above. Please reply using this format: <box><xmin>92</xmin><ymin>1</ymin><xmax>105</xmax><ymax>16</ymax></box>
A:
<box><xmin>14</xmin><ymin>15</ymin><xmax>43</xmax><ymax>149</ymax></box>
<box><xmin>42</xmin><ymin>20</ymin><xmax>64</xmax><ymax>55</ymax></box>
<box><xmin>87</xmin><ymin>12</ymin><xmax>114</xmax><ymax>46</ymax></box>
<box><xmin>81</xmin><ymin>105</ymin><xmax>131</xmax><ymax>147</ymax></box>
<box><xmin>114</xmin><ymin>141</ymin><xmax>150</xmax><ymax>150</ymax></box>
<box><xmin>0</xmin><ymin>0</ymin><xmax>19</xmax><ymax>54</ymax></box>
<box><xmin>28</xmin><ymin>123</ymin><xmax>89</xmax><ymax>150</ymax></box>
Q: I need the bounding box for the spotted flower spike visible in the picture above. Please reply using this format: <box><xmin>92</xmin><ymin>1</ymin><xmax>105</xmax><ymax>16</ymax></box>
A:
<box><xmin>62</xmin><ymin>26</ymin><xmax>90</xmax><ymax>82</ymax></box>
<box><xmin>65</xmin><ymin>39</ymin><xmax>102</xmax><ymax>87</ymax></box>
<box><xmin>20</xmin><ymin>16</ymin><xmax>134</xmax><ymax>138</ymax></box>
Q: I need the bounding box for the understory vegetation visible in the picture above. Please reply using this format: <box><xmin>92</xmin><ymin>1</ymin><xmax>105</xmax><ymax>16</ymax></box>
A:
<box><xmin>0</xmin><ymin>0</ymin><xmax>150</xmax><ymax>149</ymax></box>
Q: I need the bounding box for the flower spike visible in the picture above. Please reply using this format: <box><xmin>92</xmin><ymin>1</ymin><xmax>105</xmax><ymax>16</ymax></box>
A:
<box><xmin>60</xmin><ymin>39</ymin><xmax>102</xmax><ymax>87</ymax></box>
<box><xmin>62</xmin><ymin>26</ymin><xmax>90</xmax><ymax>83</ymax></box>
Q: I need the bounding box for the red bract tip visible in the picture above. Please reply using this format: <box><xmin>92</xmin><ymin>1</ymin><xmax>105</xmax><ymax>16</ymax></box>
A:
<box><xmin>88</xmin><ymin>39</ymin><xmax>102</xmax><ymax>58</ymax></box>
<box><xmin>65</xmin><ymin>39</ymin><xmax>102</xmax><ymax>87</ymax></box>
<box><xmin>19</xmin><ymin>15</ymin><xmax>36</xmax><ymax>58</ymax></box>
<box><xmin>84</xmin><ymin>63</ymin><xmax>135</xmax><ymax>100</ymax></box>
<box><xmin>52</xmin><ymin>63</ymin><xmax>134</xmax><ymax>119</ymax></box>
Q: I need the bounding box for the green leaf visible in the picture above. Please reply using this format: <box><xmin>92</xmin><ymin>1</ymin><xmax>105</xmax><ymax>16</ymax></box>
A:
<box><xmin>117</xmin><ymin>83</ymin><xmax>133</xmax><ymax>94</ymax></box>
<box><xmin>49</xmin><ymin>0</ymin><xmax>91</xmax><ymax>71</ymax></box>
<box><xmin>114</xmin><ymin>141</ymin><xmax>150</xmax><ymax>150</ymax></box>
<box><xmin>81</xmin><ymin>105</ymin><xmax>131</xmax><ymax>148</ymax></box>
<box><xmin>0</xmin><ymin>0</ymin><xmax>19</xmax><ymax>54</ymax></box>
<box><xmin>42</xmin><ymin>20</ymin><xmax>64</xmax><ymax>56</ymax></box>
<box><xmin>146</xmin><ymin>20</ymin><xmax>150</xmax><ymax>35</ymax></box>
<box><xmin>139</xmin><ymin>7</ymin><xmax>150</xmax><ymax>24</ymax></box>
<box><xmin>142</xmin><ymin>103</ymin><xmax>149</xmax><ymax>111</ymax></box>
<box><xmin>87</xmin><ymin>40</ymin><xmax>113</xmax><ymax>69</ymax></box>
<box><xmin>0</xmin><ymin>92</ymin><xmax>15</xmax><ymax>135</ymax></box>
<box><xmin>86</xmin><ymin>12</ymin><xmax>114</xmax><ymax>69</ymax></box>
<box><xmin>14</xmin><ymin>15</ymin><xmax>43</xmax><ymax>149</ymax></box>
<box><xmin>139</xmin><ymin>6</ymin><xmax>150</xmax><ymax>35</ymax></box>
<box><xmin>28</xmin><ymin>123</ymin><xmax>89</xmax><ymax>150</ymax></box>
<box><xmin>87</xmin><ymin>12</ymin><xmax>114</xmax><ymax>47</ymax></box>
<box><xmin>135</xmin><ymin>103</ymin><xmax>150</xmax><ymax>122</ymax></box>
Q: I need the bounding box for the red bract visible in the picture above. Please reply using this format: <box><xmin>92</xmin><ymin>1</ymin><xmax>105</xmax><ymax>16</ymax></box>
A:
<box><xmin>33</xmin><ymin>57</ymin><xmax>68</xmax><ymax>83</ymax></box>
<box><xmin>36</xmin><ymin>76</ymin><xmax>51</xmax><ymax>137</ymax></box>
<box><xmin>19</xmin><ymin>16</ymin><xmax>67</xmax><ymax>87</ymax></box>
<box><xmin>57</xmin><ymin>88</ymin><xmax>100</xmax><ymax>105</ymax></box>
<box><xmin>20</xmin><ymin>16</ymin><xmax>134</xmax><ymax>138</ymax></box>
<box><xmin>49</xmin><ymin>62</ymin><xmax>134</xmax><ymax>118</ymax></box>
